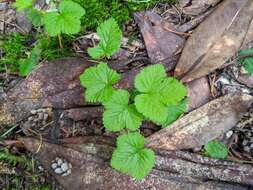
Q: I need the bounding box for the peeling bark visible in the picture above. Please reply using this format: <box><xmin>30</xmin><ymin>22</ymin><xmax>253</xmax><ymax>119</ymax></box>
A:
<box><xmin>146</xmin><ymin>93</ymin><xmax>253</xmax><ymax>150</ymax></box>
<box><xmin>21</xmin><ymin>137</ymin><xmax>252</xmax><ymax>190</ymax></box>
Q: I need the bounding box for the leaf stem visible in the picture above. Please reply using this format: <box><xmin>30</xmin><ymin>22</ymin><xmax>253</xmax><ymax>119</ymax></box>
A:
<box><xmin>58</xmin><ymin>34</ymin><xmax>63</xmax><ymax>49</ymax></box>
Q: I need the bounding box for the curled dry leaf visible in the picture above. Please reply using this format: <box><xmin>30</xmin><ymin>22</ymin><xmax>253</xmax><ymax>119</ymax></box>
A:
<box><xmin>21</xmin><ymin>137</ymin><xmax>252</xmax><ymax>189</ymax></box>
<box><xmin>146</xmin><ymin>93</ymin><xmax>253</xmax><ymax>150</ymax></box>
<box><xmin>175</xmin><ymin>0</ymin><xmax>249</xmax><ymax>80</ymax></box>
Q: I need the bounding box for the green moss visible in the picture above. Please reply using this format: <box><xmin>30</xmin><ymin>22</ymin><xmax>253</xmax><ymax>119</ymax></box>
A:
<box><xmin>0</xmin><ymin>33</ymin><xmax>31</xmax><ymax>72</ymax></box>
<box><xmin>73</xmin><ymin>0</ymin><xmax>176</xmax><ymax>30</ymax></box>
<box><xmin>38</xmin><ymin>34</ymin><xmax>74</xmax><ymax>61</ymax></box>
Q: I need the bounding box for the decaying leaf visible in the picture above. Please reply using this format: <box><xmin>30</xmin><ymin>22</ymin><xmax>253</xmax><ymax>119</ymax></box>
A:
<box><xmin>174</xmin><ymin>0</ymin><xmax>248</xmax><ymax>79</ymax></box>
<box><xmin>146</xmin><ymin>93</ymin><xmax>253</xmax><ymax>150</ymax></box>
<box><xmin>134</xmin><ymin>11</ymin><xmax>185</xmax><ymax>71</ymax></box>
<box><xmin>21</xmin><ymin>137</ymin><xmax>252</xmax><ymax>189</ymax></box>
<box><xmin>181</xmin><ymin>0</ymin><xmax>253</xmax><ymax>82</ymax></box>
<box><xmin>186</xmin><ymin>76</ymin><xmax>211</xmax><ymax>111</ymax></box>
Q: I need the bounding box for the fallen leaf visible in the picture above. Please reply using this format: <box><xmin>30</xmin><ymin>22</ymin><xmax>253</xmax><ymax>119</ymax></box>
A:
<box><xmin>174</xmin><ymin>0</ymin><xmax>248</xmax><ymax>79</ymax></box>
<box><xmin>146</xmin><ymin>93</ymin><xmax>253</xmax><ymax>150</ymax></box>
<box><xmin>186</xmin><ymin>76</ymin><xmax>211</xmax><ymax>111</ymax></box>
<box><xmin>134</xmin><ymin>11</ymin><xmax>185</xmax><ymax>71</ymax></box>
<box><xmin>181</xmin><ymin>0</ymin><xmax>253</xmax><ymax>82</ymax></box>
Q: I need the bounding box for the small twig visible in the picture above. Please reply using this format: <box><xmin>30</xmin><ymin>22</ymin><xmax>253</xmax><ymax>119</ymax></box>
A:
<box><xmin>163</xmin><ymin>25</ymin><xmax>191</xmax><ymax>37</ymax></box>
<box><xmin>0</xmin><ymin>19</ymin><xmax>26</xmax><ymax>34</ymax></box>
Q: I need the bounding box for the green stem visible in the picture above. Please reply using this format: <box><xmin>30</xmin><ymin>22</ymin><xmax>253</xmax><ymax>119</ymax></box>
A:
<box><xmin>58</xmin><ymin>34</ymin><xmax>63</xmax><ymax>49</ymax></box>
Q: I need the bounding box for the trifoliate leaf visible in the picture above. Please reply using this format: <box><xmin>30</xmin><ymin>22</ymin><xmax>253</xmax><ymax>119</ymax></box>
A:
<box><xmin>13</xmin><ymin>0</ymin><xmax>33</xmax><ymax>11</ymax></box>
<box><xmin>88</xmin><ymin>18</ymin><xmax>122</xmax><ymax>59</ymax></box>
<box><xmin>103</xmin><ymin>90</ymin><xmax>143</xmax><ymax>132</ymax></box>
<box><xmin>79</xmin><ymin>63</ymin><xmax>120</xmax><ymax>103</ymax></box>
<box><xmin>27</xmin><ymin>9</ymin><xmax>43</xmax><ymax>27</ymax></box>
<box><xmin>160</xmin><ymin>100</ymin><xmax>187</xmax><ymax>128</ymax></box>
<box><xmin>238</xmin><ymin>48</ymin><xmax>253</xmax><ymax>74</ymax></box>
<box><xmin>44</xmin><ymin>0</ymin><xmax>85</xmax><ymax>36</ymax></box>
<box><xmin>134</xmin><ymin>64</ymin><xmax>187</xmax><ymax>124</ymax></box>
<box><xmin>19</xmin><ymin>45</ymin><xmax>41</xmax><ymax>76</ymax></box>
<box><xmin>204</xmin><ymin>140</ymin><xmax>228</xmax><ymax>159</ymax></box>
<box><xmin>111</xmin><ymin>132</ymin><xmax>155</xmax><ymax>180</ymax></box>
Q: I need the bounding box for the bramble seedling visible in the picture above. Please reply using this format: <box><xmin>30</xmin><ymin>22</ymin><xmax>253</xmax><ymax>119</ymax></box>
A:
<box><xmin>80</xmin><ymin>62</ymin><xmax>188</xmax><ymax>179</ymax></box>
<box><xmin>14</xmin><ymin>0</ymin><xmax>85</xmax><ymax>48</ymax></box>
<box><xmin>238</xmin><ymin>48</ymin><xmax>253</xmax><ymax>74</ymax></box>
<box><xmin>88</xmin><ymin>18</ymin><xmax>122</xmax><ymax>59</ymax></box>
<box><xmin>204</xmin><ymin>140</ymin><xmax>228</xmax><ymax>159</ymax></box>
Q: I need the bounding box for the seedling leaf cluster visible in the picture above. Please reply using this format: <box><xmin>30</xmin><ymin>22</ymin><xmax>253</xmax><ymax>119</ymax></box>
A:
<box><xmin>80</xmin><ymin>18</ymin><xmax>188</xmax><ymax>180</ymax></box>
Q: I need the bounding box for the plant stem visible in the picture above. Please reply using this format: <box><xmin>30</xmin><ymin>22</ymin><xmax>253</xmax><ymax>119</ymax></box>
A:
<box><xmin>58</xmin><ymin>34</ymin><xmax>63</xmax><ymax>49</ymax></box>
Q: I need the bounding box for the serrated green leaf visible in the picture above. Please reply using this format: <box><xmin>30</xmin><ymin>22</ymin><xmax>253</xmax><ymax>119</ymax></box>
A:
<box><xmin>134</xmin><ymin>64</ymin><xmax>187</xmax><ymax>124</ymax></box>
<box><xmin>160</xmin><ymin>100</ymin><xmax>187</xmax><ymax>127</ymax></box>
<box><xmin>59</xmin><ymin>0</ymin><xmax>85</xmax><ymax>18</ymax></box>
<box><xmin>204</xmin><ymin>140</ymin><xmax>228</xmax><ymax>159</ymax></box>
<box><xmin>111</xmin><ymin>132</ymin><xmax>155</xmax><ymax>180</ymax></box>
<box><xmin>19</xmin><ymin>45</ymin><xmax>41</xmax><ymax>76</ymax></box>
<box><xmin>13</xmin><ymin>0</ymin><xmax>33</xmax><ymax>11</ymax></box>
<box><xmin>88</xmin><ymin>18</ymin><xmax>122</xmax><ymax>59</ymax></box>
<box><xmin>103</xmin><ymin>90</ymin><xmax>143</xmax><ymax>132</ymax></box>
<box><xmin>79</xmin><ymin>62</ymin><xmax>120</xmax><ymax>103</ymax></box>
<box><xmin>27</xmin><ymin>9</ymin><xmax>43</xmax><ymax>27</ymax></box>
<box><xmin>43</xmin><ymin>0</ymin><xmax>85</xmax><ymax>36</ymax></box>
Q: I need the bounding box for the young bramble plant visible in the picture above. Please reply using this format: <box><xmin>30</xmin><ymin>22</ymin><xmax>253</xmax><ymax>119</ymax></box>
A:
<box><xmin>80</xmin><ymin>62</ymin><xmax>188</xmax><ymax>179</ymax></box>
<box><xmin>79</xmin><ymin>18</ymin><xmax>187</xmax><ymax>179</ymax></box>
<box><xmin>204</xmin><ymin>140</ymin><xmax>228</xmax><ymax>159</ymax></box>
<box><xmin>13</xmin><ymin>0</ymin><xmax>85</xmax><ymax>47</ymax></box>
<box><xmin>88</xmin><ymin>18</ymin><xmax>122</xmax><ymax>59</ymax></box>
<box><xmin>238</xmin><ymin>48</ymin><xmax>253</xmax><ymax>74</ymax></box>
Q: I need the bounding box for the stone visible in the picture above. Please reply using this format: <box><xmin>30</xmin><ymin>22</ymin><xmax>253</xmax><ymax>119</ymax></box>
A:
<box><xmin>61</xmin><ymin>163</ymin><xmax>69</xmax><ymax>172</ymax></box>
<box><xmin>54</xmin><ymin>167</ymin><xmax>63</xmax><ymax>174</ymax></box>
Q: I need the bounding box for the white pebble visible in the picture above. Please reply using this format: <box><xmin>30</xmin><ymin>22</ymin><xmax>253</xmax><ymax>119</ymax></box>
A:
<box><xmin>226</xmin><ymin>131</ymin><xmax>233</xmax><ymax>139</ymax></box>
<box><xmin>54</xmin><ymin>168</ymin><xmax>63</xmax><ymax>174</ymax></box>
<box><xmin>61</xmin><ymin>163</ymin><xmax>69</xmax><ymax>172</ymax></box>
<box><xmin>57</xmin><ymin>158</ymin><xmax>63</xmax><ymax>166</ymax></box>
<box><xmin>31</xmin><ymin>110</ymin><xmax>37</xmax><ymax>115</ymax></box>
<box><xmin>51</xmin><ymin>163</ymin><xmax>58</xmax><ymax>169</ymax></box>
<box><xmin>62</xmin><ymin>169</ymin><xmax>71</xmax><ymax>176</ymax></box>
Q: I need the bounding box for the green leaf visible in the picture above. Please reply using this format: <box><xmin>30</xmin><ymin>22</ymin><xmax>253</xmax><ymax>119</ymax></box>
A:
<box><xmin>134</xmin><ymin>64</ymin><xmax>187</xmax><ymax>124</ymax></box>
<box><xmin>79</xmin><ymin>62</ymin><xmax>120</xmax><ymax>103</ymax></box>
<box><xmin>111</xmin><ymin>132</ymin><xmax>155</xmax><ymax>180</ymax></box>
<box><xmin>88</xmin><ymin>18</ymin><xmax>122</xmax><ymax>59</ymax></box>
<box><xmin>204</xmin><ymin>140</ymin><xmax>228</xmax><ymax>159</ymax></box>
<box><xmin>103</xmin><ymin>90</ymin><xmax>143</xmax><ymax>132</ymax></box>
<box><xmin>44</xmin><ymin>0</ymin><xmax>85</xmax><ymax>36</ymax></box>
<box><xmin>160</xmin><ymin>100</ymin><xmax>187</xmax><ymax>128</ymax></box>
<box><xmin>19</xmin><ymin>45</ymin><xmax>41</xmax><ymax>76</ymax></box>
<box><xmin>27</xmin><ymin>9</ymin><xmax>43</xmax><ymax>27</ymax></box>
<box><xmin>13</xmin><ymin>0</ymin><xmax>33</xmax><ymax>11</ymax></box>
<box><xmin>238</xmin><ymin>48</ymin><xmax>253</xmax><ymax>74</ymax></box>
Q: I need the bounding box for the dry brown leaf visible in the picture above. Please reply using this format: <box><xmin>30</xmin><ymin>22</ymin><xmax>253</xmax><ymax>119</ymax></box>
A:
<box><xmin>181</xmin><ymin>0</ymin><xmax>253</xmax><ymax>82</ymax></box>
<box><xmin>174</xmin><ymin>0</ymin><xmax>248</xmax><ymax>79</ymax></box>
<box><xmin>146</xmin><ymin>93</ymin><xmax>253</xmax><ymax>150</ymax></box>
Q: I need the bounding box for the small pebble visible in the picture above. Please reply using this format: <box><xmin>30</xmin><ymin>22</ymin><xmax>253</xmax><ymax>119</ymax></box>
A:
<box><xmin>31</xmin><ymin>110</ymin><xmax>37</xmax><ymax>115</ymax></box>
<box><xmin>51</xmin><ymin>163</ymin><xmax>58</xmax><ymax>169</ymax></box>
<box><xmin>62</xmin><ymin>169</ymin><xmax>71</xmax><ymax>177</ymax></box>
<box><xmin>250</xmin><ymin>144</ymin><xmax>253</xmax><ymax>149</ymax></box>
<box><xmin>250</xmin><ymin>137</ymin><xmax>253</xmax><ymax>143</ymax></box>
<box><xmin>54</xmin><ymin>168</ymin><xmax>63</xmax><ymax>174</ymax></box>
<box><xmin>57</xmin><ymin>158</ymin><xmax>63</xmax><ymax>166</ymax></box>
<box><xmin>61</xmin><ymin>163</ymin><xmax>69</xmax><ymax>172</ymax></box>
<box><xmin>38</xmin><ymin>165</ymin><xmax>44</xmax><ymax>171</ymax></box>
<box><xmin>225</xmin><ymin>131</ymin><xmax>233</xmax><ymax>139</ymax></box>
<box><xmin>28</xmin><ymin>117</ymin><xmax>33</xmax><ymax>121</ymax></box>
